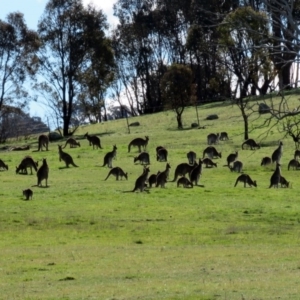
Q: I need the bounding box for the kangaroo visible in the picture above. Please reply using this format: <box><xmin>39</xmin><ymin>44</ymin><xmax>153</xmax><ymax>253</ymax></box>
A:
<box><xmin>271</xmin><ymin>141</ymin><xmax>283</xmax><ymax>164</ymax></box>
<box><xmin>202</xmin><ymin>146</ymin><xmax>222</xmax><ymax>159</ymax></box>
<box><xmin>202</xmin><ymin>157</ymin><xmax>217</xmax><ymax>168</ymax></box>
<box><xmin>156</xmin><ymin>163</ymin><xmax>171</xmax><ymax>188</ymax></box>
<box><xmin>36</xmin><ymin>158</ymin><xmax>49</xmax><ymax>187</ymax></box>
<box><xmin>171</xmin><ymin>162</ymin><xmax>197</xmax><ymax>182</ymax></box>
<box><xmin>294</xmin><ymin>149</ymin><xmax>300</xmax><ymax>160</ymax></box>
<box><xmin>134</xmin><ymin>152</ymin><xmax>150</xmax><ymax>165</ymax></box>
<box><xmin>288</xmin><ymin>159</ymin><xmax>300</xmax><ymax>170</ymax></box>
<box><xmin>177</xmin><ymin>177</ymin><xmax>193</xmax><ymax>188</ymax></box>
<box><xmin>102</xmin><ymin>145</ymin><xmax>117</xmax><ymax>168</ymax></box>
<box><xmin>148</xmin><ymin>171</ymin><xmax>161</xmax><ymax>188</ymax></box>
<box><xmin>242</xmin><ymin>139</ymin><xmax>260</xmax><ymax>150</ymax></box>
<box><xmin>234</xmin><ymin>174</ymin><xmax>257</xmax><ymax>188</ymax></box>
<box><xmin>58</xmin><ymin>145</ymin><xmax>78</xmax><ymax>167</ymax></box>
<box><xmin>187</xmin><ymin>151</ymin><xmax>197</xmax><ymax>165</ymax></box>
<box><xmin>104</xmin><ymin>166</ymin><xmax>127</xmax><ymax>180</ymax></box>
<box><xmin>269</xmin><ymin>162</ymin><xmax>281</xmax><ymax>188</ymax></box>
<box><xmin>280</xmin><ymin>176</ymin><xmax>290</xmax><ymax>188</ymax></box>
<box><xmin>16</xmin><ymin>156</ymin><xmax>38</xmax><ymax>175</ymax></box>
<box><xmin>229</xmin><ymin>160</ymin><xmax>243</xmax><ymax>173</ymax></box>
<box><xmin>84</xmin><ymin>132</ymin><xmax>102</xmax><ymax>149</ymax></box>
<box><xmin>132</xmin><ymin>166</ymin><xmax>150</xmax><ymax>192</ymax></box>
<box><xmin>37</xmin><ymin>134</ymin><xmax>49</xmax><ymax>151</ymax></box>
<box><xmin>207</xmin><ymin>133</ymin><xmax>219</xmax><ymax>145</ymax></box>
<box><xmin>0</xmin><ymin>159</ymin><xmax>8</xmax><ymax>170</ymax></box>
<box><xmin>23</xmin><ymin>189</ymin><xmax>33</xmax><ymax>200</ymax></box>
<box><xmin>219</xmin><ymin>132</ymin><xmax>229</xmax><ymax>141</ymax></box>
<box><xmin>261</xmin><ymin>156</ymin><xmax>272</xmax><ymax>166</ymax></box>
<box><xmin>156</xmin><ymin>147</ymin><xmax>168</xmax><ymax>162</ymax></box>
<box><xmin>62</xmin><ymin>138</ymin><xmax>81</xmax><ymax>148</ymax></box>
<box><xmin>128</xmin><ymin>136</ymin><xmax>149</xmax><ymax>153</ymax></box>
<box><xmin>226</xmin><ymin>151</ymin><xmax>238</xmax><ymax>167</ymax></box>
<box><xmin>189</xmin><ymin>159</ymin><xmax>203</xmax><ymax>186</ymax></box>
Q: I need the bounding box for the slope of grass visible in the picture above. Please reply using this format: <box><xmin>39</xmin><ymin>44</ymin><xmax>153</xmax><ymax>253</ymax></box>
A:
<box><xmin>1</xmin><ymin>94</ymin><xmax>300</xmax><ymax>299</ymax></box>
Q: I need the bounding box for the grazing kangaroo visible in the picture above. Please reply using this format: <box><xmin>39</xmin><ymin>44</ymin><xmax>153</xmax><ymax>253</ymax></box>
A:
<box><xmin>226</xmin><ymin>151</ymin><xmax>238</xmax><ymax>166</ymax></box>
<box><xmin>234</xmin><ymin>174</ymin><xmax>257</xmax><ymax>188</ymax></box>
<box><xmin>102</xmin><ymin>145</ymin><xmax>117</xmax><ymax>168</ymax></box>
<box><xmin>134</xmin><ymin>152</ymin><xmax>150</xmax><ymax>165</ymax></box>
<box><xmin>242</xmin><ymin>139</ymin><xmax>260</xmax><ymax>150</ymax></box>
<box><xmin>207</xmin><ymin>133</ymin><xmax>219</xmax><ymax>145</ymax></box>
<box><xmin>202</xmin><ymin>157</ymin><xmax>217</xmax><ymax>168</ymax></box>
<box><xmin>58</xmin><ymin>145</ymin><xmax>78</xmax><ymax>167</ymax></box>
<box><xmin>104</xmin><ymin>167</ymin><xmax>127</xmax><ymax>180</ymax></box>
<box><xmin>261</xmin><ymin>156</ymin><xmax>272</xmax><ymax>166</ymax></box>
<box><xmin>288</xmin><ymin>159</ymin><xmax>300</xmax><ymax>170</ymax></box>
<box><xmin>219</xmin><ymin>132</ymin><xmax>229</xmax><ymax>141</ymax></box>
<box><xmin>16</xmin><ymin>156</ymin><xmax>38</xmax><ymax>175</ymax></box>
<box><xmin>36</xmin><ymin>158</ymin><xmax>49</xmax><ymax>187</ymax></box>
<box><xmin>202</xmin><ymin>146</ymin><xmax>222</xmax><ymax>159</ymax></box>
<box><xmin>37</xmin><ymin>134</ymin><xmax>49</xmax><ymax>151</ymax></box>
<box><xmin>62</xmin><ymin>138</ymin><xmax>81</xmax><ymax>148</ymax></box>
<box><xmin>294</xmin><ymin>149</ymin><xmax>300</xmax><ymax>160</ymax></box>
<box><xmin>0</xmin><ymin>159</ymin><xmax>8</xmax><ymax>170</ymax></box>
<box><xmin>177</xmin><ymin>177</ymin><xmax>193</xmax><ymax>188</ymax></box>
<box><xmin>187</xmin><ymin>151</ymin><xmax>197</xmax><ymax>165</ymax></box>
<box><xmin>84</xmin><ymin>132</ymin><xmax>102</xmax><ymax>149</ymax></box>
<box><xmin>128</xmin><ymin>136</ymin><xmax>149</xmax><ymax>153</ymax></box>
<box><xmin>269</xmin><ymin>162</ymin><xmax>281</xmax><ymax>188</ymax></box>
<box><xmin>229</xmin><ymin>160</ymin><xmax>243</xmax><ymax>173</ymax></box>
<box><xmin>156</xmin><ymin>163</ymin><xmax>171</xmax><ymax>188</ymax></box>
<box><xmin>189</xmin><ymin>159</ymin><xmax>203</xmax><ymax>186</ymax></box>
<box><xmin>156</xmin><ymin>147</ymin><xmax>168</xmax><ymax>162</ymax></box>
<box><xmin>280</xmin><ymin>176</ymin><xmax>290</xmax><ymax>188</ymax></box>
<box><xmin>171</xmin><ymin>162</ymin><xmax>197</xmax><ymax>182</ymax></box>
<box><xmin>23</xmin><ymin>189</ymin><xmax>33</xmax><ymax>200</ymax></box>
<box><xmin>148</xmin><ymin>171</ymin><xmax>161</xmax><ymax>188</ymax></box>
<box><xmin>132</xmin><ymin>166</ymin><xmax>150</xmax><ymax>192</ymax></box>
<box><xmin>271</xmin><ymin>141</ymin><xmax>283</xmax><ymax>164</ymax></box>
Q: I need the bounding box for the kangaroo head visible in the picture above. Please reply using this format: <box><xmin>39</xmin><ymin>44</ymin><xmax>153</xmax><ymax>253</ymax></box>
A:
<box><xmin>253</xmin><ymin>180</ymin><xmax>257</xmax><ymax>187</ymax></box>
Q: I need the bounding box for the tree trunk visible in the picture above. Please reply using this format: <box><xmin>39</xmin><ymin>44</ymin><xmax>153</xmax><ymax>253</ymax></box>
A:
<box><xmin>176</xmin><ymin>113</ymin><xmax>183</xmax><ymax>129</ymax></box>
<box><xmin>243</xmin><ymin>113</ymin><xmax>249</xmax><ymax>140</ymax></box>
<box><xmin>63</xmin><ymin>115</ymin><xmax>71</xmax><ymax>137</ymax></box>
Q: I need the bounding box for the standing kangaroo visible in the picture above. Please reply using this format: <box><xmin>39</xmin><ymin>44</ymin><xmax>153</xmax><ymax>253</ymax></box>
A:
<box><xmin>0</xmin><ymin>159</ymin><xmax>8</xmax><ymax>170</ymax></box>
<box><xmin>288</xmin><ymin>159</ymin><xmax>300</xmax><ymax>170</ymax></box>
<box><xmin>207</xmin><ymin>133</ymin><xmax>219</xmax><ymax>145</ymax></box>
<box><xmin>128</xmin><ymin>136</ymin><xmax>149</xmax><ymax>153</ymax></box>
<box><xmin>23</xmin><ymin>189</ymin><xmax>33</xmax><ymax>200</ymax></box>
<box><xmin>104</xmin><ymin>167</ymin><xmax>127</xmax><ymax>180</ymax></box>
<box><xmin>202</xmin><ymin>146</ymin><xmax>222</xmax><ymax>159</ymax></box>
<box><xmin>156</xmin><ymin>163</ymin><xmax>171</xmax><ymax>188</ymax></box>
<box><xmin>202</xmin><ymin>157</ymin><xmax>217</xmax><ymax>168</ymax></box>
<box><xmin>37</xmin><ymin>134</ymin><xmax>49</xmax><ymax>151</ymax></box>
<box><xmin>171</xmin><ymin>162</ymin><xmax>197</xmax><ymax>182</ymax></box>
<box><xmin>58</xmin><ymin>145</ymin><xmax>78</xmax><ymax>168</ymax></box>
<box><xmin>261</xmin><ymin>156</ymin><xmax>272</xmax><ymax>167</ymax></box>
<box><xmin>84</xmin><ymin>132</ymin><xmax>102</xmax><ymax>149</ymax></box>
<box><xmin>219</xmin><ymin>132</ymin><xmax>229</xmax><ymax>141</ymax></box>
<box><xmin>229</xmin><ymin>160</ymin><xmax>243</xmax><ymax>173</ymax></box>
<box><xmin>102</xmin><ymin>145</ymin><xmax>117</xmax><ymax>168</ymax></box>
<box><xmin>226</xmin><ymin>151</ymin><xmax>238</xmax><ymax>167</ymax></box>
<box><xmin>62</xmin><ymin>138</ymin><xmax>81</xmax><ymax>148</ymax></box>
<box><xmin>16</xmin><ymin>156</ymin><xmax>38</xmax><ymax>174</ymax></box>
<box><xmin>36</xmin><ymin>158</ymin><xmax>49</xmax><ymax>187</ymax></box>
<box><xmin>242</xmin><ymin>139</ymin><xmax>260</xmax><ymax>150</ymax></box>
<box><xmin>156</xmin><ymin>147</ymin><xmax>168</xmax><ymax>162</ymax></box>
<box><xmin>271</xmin><ymin>141</ymin><xmax>283</xmax><ymax>164</ymax></box>
<box><xmin>187</xmin><ymin>151</ymin><xmax>197</xmax><ymax>165</ymax></box>
<box><xmin>269</xmin><ymin>163</ymin><xmax>281</xmax><ymax>188</ymax></box>
<box><xmin>234</xmin><ymin>174</ymin><xmax>257</xmax><ymax>188</ymax></box>
<box><xmin>189</xmin><ymin>159</ymin><xmax>203</xmax><ymax>186</ymax></box>
<box><xmin>134</xmin><ymin>152</ymin><xmax>150</xmax><ymax>165</ymax></box>
<box><xmin>177</xmin><ymin>177</ymin><xmax>193</xmax><ymax>188</ymax></box>
<box><xmin>132</xmin><ymin>166</ymin><xmax>150</xmax><ymax>192</ymax></box>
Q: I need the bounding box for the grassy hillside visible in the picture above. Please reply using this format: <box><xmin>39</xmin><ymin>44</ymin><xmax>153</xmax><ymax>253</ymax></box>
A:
<box><xmin>1</xmin><ymin>94</ymin><xmax>300</xmax><ymax>299</ymax></box>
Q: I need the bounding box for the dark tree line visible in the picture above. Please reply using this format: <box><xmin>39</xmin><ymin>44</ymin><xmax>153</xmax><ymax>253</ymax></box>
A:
<box><xmin>0</xmin><ymin>0</ymin><xmax>300</xmax><ymax>136</ymax></box>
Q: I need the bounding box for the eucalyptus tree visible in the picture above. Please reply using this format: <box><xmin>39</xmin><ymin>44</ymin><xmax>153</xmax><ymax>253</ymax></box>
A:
<box><xmin>37</xmin><ymin>0</ymin><xmax>110</xmax><ymax>136</ymax></box>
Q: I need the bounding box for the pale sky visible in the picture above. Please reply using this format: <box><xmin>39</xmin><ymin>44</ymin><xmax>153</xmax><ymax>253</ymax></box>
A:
<box><xmin>0</xmin><ymin>0</ymin><xmax>118</xmax><ymax>119</ymax></box>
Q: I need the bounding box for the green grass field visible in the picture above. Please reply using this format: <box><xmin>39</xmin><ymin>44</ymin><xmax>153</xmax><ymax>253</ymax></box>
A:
<box><xmin>1</xmin><ymin>94</ymin><xmax>300</xmax><ymax>299</ymax></box>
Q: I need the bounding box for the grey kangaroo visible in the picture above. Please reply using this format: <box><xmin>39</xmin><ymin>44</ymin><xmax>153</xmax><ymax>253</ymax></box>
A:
<box><xmin>102</xmin><ymin>145</ymin><xmax>117</xmax><ymax>168</ymax></box>
<box><xmin>128</xmin><ymin>136</ymin><xmax>149</xmax><ymax>153</ymax></box>
<box><xmin>234</xmin><ymin>174</ymin><xmax>257</xmax><ymax>188</ymax></box>
<box><xmin>104</xmin><ymin>167</ymin><xmax>127</xmax><ymax>180</ymax></box>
